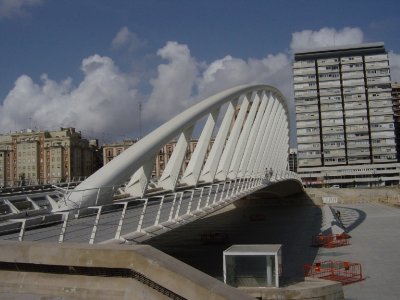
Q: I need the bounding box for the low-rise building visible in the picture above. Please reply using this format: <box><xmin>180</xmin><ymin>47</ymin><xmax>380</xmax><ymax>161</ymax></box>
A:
<box><xmin>103</xmin><ymin>139</ymin><xmax>213</xmax><ymax>178</ymax></box>
<box><xmin>0</xmin><ymin>128</ymin><xmax>100</xmax><ymax>187</ymax></box>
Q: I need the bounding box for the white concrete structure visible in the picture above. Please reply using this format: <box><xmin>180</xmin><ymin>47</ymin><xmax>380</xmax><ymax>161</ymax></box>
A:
<box><xmin>54</xmin><ymin>85</ymin><xmax>296</xmax><ymax>211</ymax></box>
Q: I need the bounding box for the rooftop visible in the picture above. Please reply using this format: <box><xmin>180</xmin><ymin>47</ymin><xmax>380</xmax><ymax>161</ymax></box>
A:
<box><xmin>294</xmin><ymin>42</ymin><xmax>386</xmax><ymax>61</ymax></box>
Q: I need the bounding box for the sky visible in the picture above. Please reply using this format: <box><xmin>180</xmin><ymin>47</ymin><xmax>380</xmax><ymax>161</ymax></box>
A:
<box><xmin>0</xmin><ymin>0</ymin><xmax>400</xmax><ymax>145</ymax></box>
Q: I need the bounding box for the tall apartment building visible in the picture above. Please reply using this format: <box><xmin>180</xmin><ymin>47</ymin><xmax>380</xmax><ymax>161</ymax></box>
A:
<box><xmin>293</xmin><ymin>43</ymin><xmax>400</xmax><ymax>187</ymax></box>
<box><xmin>288</xmin><ymin>148</ymin><xmax>298</xmax><ymax>173</ymax></box>
<box><xmin>0</xmin><ymin>128</ymin><xmax>100</xmax><ymax>187</ymax></box>
<box><xmin>103</xmin><ymin>139</ymin><xmax>213</xmax><ymax>178</ymax></box>
<box><xmin>392</xmin><ymin>83</ymin><xmax>400</xmax><ymax>161</ymax></box>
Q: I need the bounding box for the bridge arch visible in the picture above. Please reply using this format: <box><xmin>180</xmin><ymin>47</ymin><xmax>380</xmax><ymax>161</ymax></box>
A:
<box><xmin>54</xmin><ymin>84</ymin><xmax>298</xmax><ymax>211</ymax></box>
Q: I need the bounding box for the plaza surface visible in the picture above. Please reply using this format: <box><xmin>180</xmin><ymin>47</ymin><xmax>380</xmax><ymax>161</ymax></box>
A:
<box><xmin>147</xmin><ymin>192</ymin><xmax>400</xmax><ymax>299</ymax></box>
<box><xmin>319</xmin><ymin>202</ymin><xmax>400</xmax><ymax>300</ymax></box>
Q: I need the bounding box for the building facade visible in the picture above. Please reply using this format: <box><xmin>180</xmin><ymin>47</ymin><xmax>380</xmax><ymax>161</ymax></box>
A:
<box><xmin>392</xmin><ymin>83</ymin><xmax>400</xmax><ymax>161</ymax></box>
<box><xmin>288</xmin><ymin>148</ymin><xmax>298</xmax><ymax>173</ymax></box>
<box><xmin>103</xmin><ymin>139</ymin><xmax>213</xmax><ymax>178</ymax></box>
<box><xmin>293</xmin><ymin>43</ymin><xmax>400</xmax><ymax>187</ymax></box>
<box><xmin>0</xmin><ymin>128</ymin><xmax>100</xmax><ymax>187</ymax></box>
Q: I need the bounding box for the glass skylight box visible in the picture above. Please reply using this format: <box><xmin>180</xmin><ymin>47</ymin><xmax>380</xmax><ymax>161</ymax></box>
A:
<box><xmin>223</xmin><ymin>244</ymin><xmax>282</xmax><ymax>288</ymax></box>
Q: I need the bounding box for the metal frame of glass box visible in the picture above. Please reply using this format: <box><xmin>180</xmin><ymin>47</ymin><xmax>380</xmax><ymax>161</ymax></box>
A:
<box><xmin>223</xmin><ymin>244</ymin><xmax>282</xmax><ymax>288</ymax></box>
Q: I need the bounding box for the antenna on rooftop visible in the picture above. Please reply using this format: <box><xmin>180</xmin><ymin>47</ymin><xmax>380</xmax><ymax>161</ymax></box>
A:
<box><xmin>139</xmin><ymin>101</ymin><xmax>142</xmax><ymax>139</ymax></box>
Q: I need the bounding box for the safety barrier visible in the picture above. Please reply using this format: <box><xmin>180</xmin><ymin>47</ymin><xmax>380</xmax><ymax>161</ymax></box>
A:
<box><xmin>312</xmin><ymin>233</ymin><xmax>351</xmax><ymax>248</ymax></box>
<box><xmin>304</xmin><ymin>260</ymin><xmax>364</xmax><ymax>285</ymax></box>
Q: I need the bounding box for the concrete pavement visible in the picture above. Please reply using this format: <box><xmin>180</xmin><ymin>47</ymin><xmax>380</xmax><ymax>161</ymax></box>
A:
<box><xmin>317</xmin><ymin>203</ymin><xmax>400</xmax><ymax>300</ymax></box>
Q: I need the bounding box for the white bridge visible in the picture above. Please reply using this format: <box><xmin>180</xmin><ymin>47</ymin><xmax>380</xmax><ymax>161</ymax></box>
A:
<box><xmin>0</xmin><ymin>84</ymin><xmax>302</xmax><ymax>244</ymax></box>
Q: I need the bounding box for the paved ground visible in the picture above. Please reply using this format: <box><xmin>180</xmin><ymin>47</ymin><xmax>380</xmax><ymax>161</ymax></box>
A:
<box><xmin>146</xmin><ymin>192</ymin><xmax>321</xmax><ymax>284</ymax></box>
<box><xmin>147</xmin><ymin>193</ymin><xmax>400</xmax><ymax>299</ymax></box>
<box><xmin>318</xmin><ymin>203</ymin><xmax>400</xmax><ymax>300</ymax></box>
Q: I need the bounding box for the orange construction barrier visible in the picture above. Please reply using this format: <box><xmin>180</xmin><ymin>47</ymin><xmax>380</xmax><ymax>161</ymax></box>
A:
<box><xmin>312</xmin><ymin>233</ymin><xmax>350</xmax><ymax>248</ymax></box>
<box><xmin>304</xmin><ymin>260</ymin><xmax>364</xmax><ymax>285</ymax></box>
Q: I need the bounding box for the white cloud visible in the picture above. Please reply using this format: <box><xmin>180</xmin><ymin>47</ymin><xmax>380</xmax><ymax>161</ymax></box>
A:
<box><xmin>0</xmin><ymin>54</ymin><xmax>141</xmax><ymax>139</ymax></box>
<box><xmin>389</xmin><ymin>51</ymin><xmax>400</xmax><ymax>83</ymax></box>
<box><xmin>5</xmin><ymin>26</ymin><xmax>398</xmax><ymax>148</ymax></box>
<box><xmin>111</xmin><ymin>26</ymin><xmax>146</xmax><ymax>52</ymax></box>
<box><xmin>290</xmin><ymin>27</ymin><xmax>364</xmax><ymax>51</ymax></box>
<box><xmin>0</xmin><ymin>0</ymin><xmax>43</xmax><ymax>19</ymax></box>
<box><xmin>144</xmin><ymin>41</ymin><xmax>198</xmax><ymax>122</ymax></box>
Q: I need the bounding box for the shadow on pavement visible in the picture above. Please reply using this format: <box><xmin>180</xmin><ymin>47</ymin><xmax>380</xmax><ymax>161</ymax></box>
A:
<box><xmin>333</xmin><ymin>206</ymin><xmax>367</xmax><ymax>233</ymax></box>
<box><xmin>146</xmin><ymin>190</ymin><xmax>322</xmax><ymax>285</ymax></box>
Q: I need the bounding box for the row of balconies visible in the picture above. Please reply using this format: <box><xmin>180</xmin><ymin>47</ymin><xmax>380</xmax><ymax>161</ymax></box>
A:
<box><xmin>367</xmin><ymin>76</ymin><xmax>391</xmax><ymax>84</ymax></box>
<box><xmin>296</xmin><ymin>113</ymin><xmax>319</xmax><ymax>121</ymax></box>
<box><xmin>365</xmin><ymin>61</ymin><xmax>389</xmax><ymax>69</ymax></box>
<box><xmin>369</xmin><ymin>107</ymin><xmax>394</xmax><ymax>116</ymax></box>
<box><xmin>367</xmin><ymin>85</ymin><xmax>392</xmax><ymax>93</ymax></box>
<box><xmin>297</xmin><ymin>135</ymin><xmax>320</xmax><ymax>143</ymax></box>
<box><xmin>297</xmin><ymin>142</ymin><xmax>321</xmax><ymax>151</ymax></box>
<box><xmin>293</xmin><ymin>75</ymin><xmax>316</xmax><ymax>83</ymax></box>
<box><xmin>342</xmin><ymin>71</ymin><xmax>364</xmax><ymax>79</ymax></box>
<box><xmin>320</xmin><ymin>95</ymin><xmax>342</xmax><ymax>104</ymax></box>
<box><xmin>295</xmin><ymin>98</ymin><xmax>318</xmax><ymax>106</ymax></box>
<box><xmin>320</xmin><ymin>103</ymin><xmax>343</xmax><ymax>111</ymax></box>
<box><xmin>366</xmin><ymin>68</ymin><xmax>390</xmax><ymax>77</ymax></box>
<box><xmin>344</xmin><ymin>102</ymin><xmax>366</xmax><ymax>110</ymax></box>
<box><xmin>293</xmin><ymin>67</ymin><xmax>315</xmax><ymax>75</ymax></box>
<box><xmin>318</xmin><ymin>73</ymin><xmax>340</xmax><ymax>82</ymax></box>
<box><xmin>368</xmin><ymin>92</ymin><xmax>391</xmax><ymax>100</ymax></box>
<box><xmin>296</xmin><ymin>105</ymin><xmax>319</xmax><ymax>114</ymax></box>
<box><xmin>341</xmin><ymin>64</ymin><xmax>363</xmax><ymax>72</ymax></box>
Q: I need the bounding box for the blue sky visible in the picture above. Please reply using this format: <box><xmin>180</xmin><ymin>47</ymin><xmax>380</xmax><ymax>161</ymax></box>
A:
<box><xmin>1</xmin><ymin>0</ymin><xmax>400</xmax><ymax>143</ymax></box>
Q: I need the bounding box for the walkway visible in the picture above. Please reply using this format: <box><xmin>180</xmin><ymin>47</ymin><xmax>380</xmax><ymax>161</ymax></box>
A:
<box><xmin>317</xmin><ymin>202</ymin><xmax>400</xmax><ymax>300</ymax></box>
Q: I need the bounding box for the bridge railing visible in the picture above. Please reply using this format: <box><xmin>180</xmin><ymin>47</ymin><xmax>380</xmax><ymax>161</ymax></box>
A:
<box><xmin>12</xmin><ymin>170</ymin><xmax>300</xmax><ymax>244</ymax></box>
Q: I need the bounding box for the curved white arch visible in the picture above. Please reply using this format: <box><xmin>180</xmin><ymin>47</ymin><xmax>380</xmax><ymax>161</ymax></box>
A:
<box><xmin>54</xmin><ymin>84</ymin><xmax>296</xmax><ymax>211</ymax></box>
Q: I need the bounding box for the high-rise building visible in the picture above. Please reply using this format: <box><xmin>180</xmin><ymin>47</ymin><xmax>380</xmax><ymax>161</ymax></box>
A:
<box><xmin>293</xmin><ymin>42</ymin><xmax>400</xmax><ymax>187</ymax></box>
<box><xmin>288</xmin><ymin>148</ymin><xmax>298</xmax><ymax>173</ymax></box>
<box><xmin>392</xmin><ymin>83</ymin><xmax>400</xmax><ymax>161</ymax></box>
<box><xmin>0</xmin><ymin>128</ymin><xmax>100</xmax><ymax>187</ymax></box>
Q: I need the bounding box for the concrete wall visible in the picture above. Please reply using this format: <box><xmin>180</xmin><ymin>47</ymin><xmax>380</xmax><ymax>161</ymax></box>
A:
<box><xmin>0</xmin><ymin>240</ymin><xmax>253</xmax><ymax>300</ymax></box>
<box><xmin>306</xmin><ymin>187</ymin><xmax>400</xmax><ymax>205</ymax></box>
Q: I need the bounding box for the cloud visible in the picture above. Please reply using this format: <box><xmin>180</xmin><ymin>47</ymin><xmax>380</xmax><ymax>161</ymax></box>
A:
<box><xmin>111</xmin><ymin>26</ymin><xmax>146</xmax><ymax>52</ymax></box>
<box><xmin>144</xmin><ymin>41</ymin><xmax>198</xmax><ymax>122</ymax></box>
<box><xmin>4</xmin><ymin>26</ymin><xmax>398</xmax><ymax>148</ymax></box>
<box><xmin>0</xmin><ymin>54</ymin><xmax>141</xmax><ymax>139</ymax></box>
<box><xmin>389</xmin><ymin>51</ymin><xmax>400</xmax><ymax>83</ymax></box>
<box><xmin>290</xmin><ymin>27</ymin><xmax>364</xmax><ymax>51</ymax></box>
<box><xmin>0</xmin><ymin>0</ymin><xmax>43</xmax><ymax>19</ymax></box>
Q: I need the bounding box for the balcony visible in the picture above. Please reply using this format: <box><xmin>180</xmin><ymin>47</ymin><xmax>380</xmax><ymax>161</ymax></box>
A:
<box><xmin>293</xmin><ymin>68</ymin><xmax>315</xmax><ymax>75</ymax></box>
<box><xmin>364</xmin><ymin>54</ymin><xmax>388</xmax><ymax>62</ymax></box>
<box><xmin>293</xmin><ymin>60</ymin><xmax>315</xmax><ymax>68</ymax></box>
<box><xmin>341</xmin><ymin>56</ymin><xmax>363</xmax><ymax>64</ymax></box>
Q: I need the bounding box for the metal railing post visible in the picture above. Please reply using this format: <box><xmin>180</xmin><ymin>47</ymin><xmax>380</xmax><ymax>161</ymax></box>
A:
<box><xmin>115</xmin><ymin>202</ymin><xmax>128</xmax><ymax>240</ymax></box>
<box><xmin>154</xmin><ymin>196</ymin><xmax>165</xmax><ymax>226</ymax></box>
<box><xmin>168</xmin><ymin>193</ymin><xmax>179</xmax><ymax>222</ymax></box>
<box><xmin>89</xmin><ymin>206</ymin><xmax>102</xmax><ymax>244</ymax></box>
<box><xmin>137</xmin><ymin>199</ymin><xmax>149</xmax><ymax>232</ymax></box>
<box><xmin>186</xmin><ymin>190</ymin><xmax>195</xmax><ymax>214</ymax></box>
<box><xmin>58</xmin><ymin>212</ymin><xmax>70</xmax><ymax>243</ymax></box>
<box><xmin>18</xmin><ymin>220</ymin><xmax>27</xmax><ymax>242</ymax></box>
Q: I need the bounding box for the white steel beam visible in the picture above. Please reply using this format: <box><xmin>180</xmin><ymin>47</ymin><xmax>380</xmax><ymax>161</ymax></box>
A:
<box><xmin>237</xmin><ymin>91</ymin><xmax>268</xmax><ymax>177</ymax></box>
<box><xmin>200</xmin><ymin>99</ymin><xmax>238</xmax><ymax>183</ymax></box>
<box><xmin>227</xmin><ymin>92</ymin><xmax>261</xmax><ymax>179</ymax></box>
<box><xmin>258</xmin><ymin>105</ymin><xmax>284</xmax><ymax>175</ymax></box>
<box><xmin>159</xmin><ymin>126</ymin><xmax>194</xmax><ymax>191</ymax></box>
<box><xmin>181</xmin><ymin>109</ymin><xmax>220</xmax><ymax>186</ymax></box>
<box><xmin>125</xmin><ymin>155</ymin><xmax>156</xmax><ymax>198</ymax></box>
<box><xmin>215</xmin><ymin>94</ymin><xmax>250</xmax><ymax>181</ymax></box>
<box><xmin>250</xmin><ymin>95</ymin><xmax>278</xmax><ymax>177</ymax></box>
<box><xmin>245</xmin><ymin>92</ymin><xmax>274</xmax><ymax>177</ymax></box>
